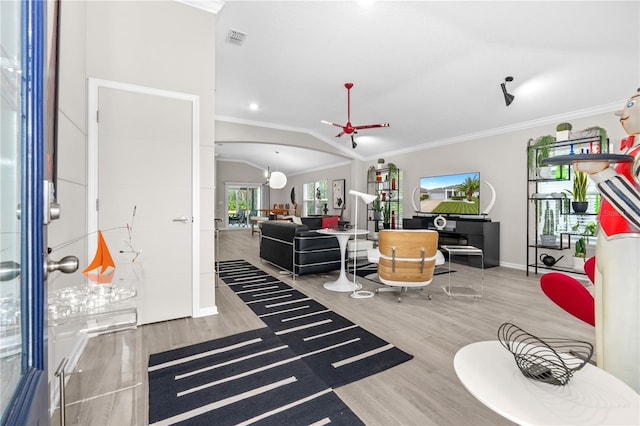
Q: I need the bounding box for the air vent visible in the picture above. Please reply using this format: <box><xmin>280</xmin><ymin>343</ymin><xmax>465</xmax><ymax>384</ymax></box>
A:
<box><xmin>225</xmin><ymin>29</ymin><xmax>247</xmax><ymax>46</ymax></box>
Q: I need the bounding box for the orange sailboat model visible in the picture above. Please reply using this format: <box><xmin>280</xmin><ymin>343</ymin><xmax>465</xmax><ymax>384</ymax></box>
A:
<box><xmin>83</xmin><ymin>230</ymin><xmax>116</xmax><ymax>284</ymax></box>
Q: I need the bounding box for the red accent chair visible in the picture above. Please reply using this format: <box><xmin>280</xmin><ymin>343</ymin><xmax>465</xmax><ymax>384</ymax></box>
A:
<box><xmin>540</xmin><ymin>272</ymin><xmax>595</xmax><ymax>327</ymax></box>
<box><xmin>583</xmin><ymin>256</ymin><xmax>596</xmax><ymax>284</ymax></box>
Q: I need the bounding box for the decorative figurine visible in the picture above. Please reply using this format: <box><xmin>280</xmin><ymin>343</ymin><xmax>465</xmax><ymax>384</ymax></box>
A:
<box><xmin>575</xmin><ymin>88</ymin><xmax>640</xmax><ymax>392</ymax></box>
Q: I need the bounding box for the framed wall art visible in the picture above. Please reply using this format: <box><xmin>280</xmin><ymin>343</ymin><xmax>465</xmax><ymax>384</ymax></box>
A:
<box><xmin>332</xmin><ymin>179</ymin><xmax>345</xmax><ymax>209</ymax></box>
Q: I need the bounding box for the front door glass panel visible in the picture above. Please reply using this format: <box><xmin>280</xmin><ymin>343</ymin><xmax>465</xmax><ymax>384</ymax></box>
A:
<box><xmin>0</xmin><ymin>0</ymin><xmax>24</xmax><ymax>416</ymax></box>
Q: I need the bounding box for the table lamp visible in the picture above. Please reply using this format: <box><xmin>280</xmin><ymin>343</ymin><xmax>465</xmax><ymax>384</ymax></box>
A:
<box><xmin>349</xmin><ymin>189</ymin><xmax>377</xmax><ymax>299</ymax></box>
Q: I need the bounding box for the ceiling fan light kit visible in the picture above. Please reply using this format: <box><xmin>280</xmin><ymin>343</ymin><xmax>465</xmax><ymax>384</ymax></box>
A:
<box><xmin>321</xmin><ymin>82</ymin><xmax>390</xmax><ymax>148</ymax></box>
<box><xmin>501</xmin><ymin>76</ymin><xmax>515</xmax><ymax>106</ymax></box>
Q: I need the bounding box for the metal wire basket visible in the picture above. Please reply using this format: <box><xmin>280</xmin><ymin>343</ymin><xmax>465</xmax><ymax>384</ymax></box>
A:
<box><xmin>497</xmin><ymin>322</ymin><xmax>594</xmax><ymax>386</ymax></box>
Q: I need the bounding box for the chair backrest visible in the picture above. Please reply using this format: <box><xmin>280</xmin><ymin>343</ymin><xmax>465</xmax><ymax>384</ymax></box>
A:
<box><xmin>377</xmin><ymin>230</ymin><xmax>439</xmax><ymax>284</ymax></box>
<box><xmin>583</xmin><ymin>256</ymin><xmax>595</xmax><ymax>284</ymax></box>
<box><xmin>540</xmin><ymin>272</ymin><xmax>595</xmax><ymax>326</ymax></box>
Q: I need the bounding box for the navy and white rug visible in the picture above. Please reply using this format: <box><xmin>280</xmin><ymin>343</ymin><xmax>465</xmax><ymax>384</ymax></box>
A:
<box><xmin>148</xmin><ymin>260</ymin><xmax>412</xmax><ymax>425</ymax></box>
<box><xmin>217</xmin><ymin>260</ymin><xmax>413</xmax><ymax>388</ymax></box>
<box><xmin>148</xmin><ymin>328</ymin><xmax>362</xmax><ymax>425</ymax></box>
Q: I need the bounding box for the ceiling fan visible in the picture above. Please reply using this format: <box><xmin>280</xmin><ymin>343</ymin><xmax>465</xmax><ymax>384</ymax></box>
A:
<box><xmin>321</xmin><ymin>82</ymin><xmax>390</xmax><ymax>148</ymax></box>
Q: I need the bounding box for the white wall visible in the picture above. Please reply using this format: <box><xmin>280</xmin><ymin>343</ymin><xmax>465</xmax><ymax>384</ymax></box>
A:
<box><xmin>284</xmin><ymin>163</ymin><xmax>353</xmax><ymax>219</ymax></box>
<box><xmin>49</xmin><ymin>0</ymin><xmax>216</xmax><ymax>389</ymax></box>
<box><xmin>87</xmin><ymin>0</ymin><xmax>216</xmax><ymax>313</ymax></box>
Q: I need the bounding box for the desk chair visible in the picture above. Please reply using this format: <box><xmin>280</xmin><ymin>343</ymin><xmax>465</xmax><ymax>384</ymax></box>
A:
<box><xmin>375</xmin><ymin>229</ymin><xmax>439</xmax><ymax>302</ymax></box>
<box><xmin>540</xmin><ymin>272</ymin><xmax>595</xmax><ymax>326</ymax></box>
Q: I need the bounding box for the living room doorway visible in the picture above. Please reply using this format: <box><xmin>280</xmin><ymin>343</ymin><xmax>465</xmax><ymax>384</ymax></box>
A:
<box><xmin>226</xmin><ymin>184</ymin><xmax>263</xmax><ymax>229</ymax></box>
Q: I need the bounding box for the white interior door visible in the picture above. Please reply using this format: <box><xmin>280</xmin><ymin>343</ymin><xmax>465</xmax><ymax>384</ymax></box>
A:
<box><xmin>94</xmin><ymin>85</ymin><xmax>194</xmax><ymax>325</ymax></box>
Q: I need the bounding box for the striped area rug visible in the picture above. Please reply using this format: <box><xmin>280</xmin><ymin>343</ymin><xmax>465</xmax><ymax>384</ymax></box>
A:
<box><xmin>217</xmin><ymin>260</ymin><xmax>413</xmax><ymax>388</ymax></box>
<box><xmin>148</xmin><ymin>328</ymin><xmax>362</xmax><ymax>425</ymax></box>
<box><xmin>148</xmin><ymin>260</ymin><xmax>412</xmax><ymax>425</ymax></box>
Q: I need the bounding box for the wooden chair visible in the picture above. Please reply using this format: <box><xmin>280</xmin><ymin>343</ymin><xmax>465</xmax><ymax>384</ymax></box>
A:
<box><xmin>376</xmin><ymin>229</ymin><xmax>439</xmax><ymax>302</ymax></box>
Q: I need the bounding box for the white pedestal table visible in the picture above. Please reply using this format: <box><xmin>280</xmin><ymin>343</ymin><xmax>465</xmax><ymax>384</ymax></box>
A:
<box><xmin>454</xmin><ymin>340</ymin><xmax>640</xmax><ymax>425</ymax></box>
<box><xmin>317</xmin><ymin>228</ymin><xmax>369</xmax><ymax>292</ymax></box>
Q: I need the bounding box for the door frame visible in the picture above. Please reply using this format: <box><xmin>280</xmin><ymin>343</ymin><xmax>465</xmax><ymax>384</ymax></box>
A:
<box><xmin>87</xmin><ymin>78</ymin><xmax>202</xmax><ymax>317</ymax></box>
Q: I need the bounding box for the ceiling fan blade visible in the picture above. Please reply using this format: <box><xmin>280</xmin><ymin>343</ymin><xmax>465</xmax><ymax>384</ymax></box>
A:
<box><xmin>320</xmin><ymin>120</ymin><xmax>345</xmax><ymax>129</ymax></box>
<box><xmin>352</xmin><ymin>123</ymin><xmax>390</xmax><ymax>131</ymax></box>
<box><xmin>335</xmin><ymin>130</ymin><xmax>345</xmax><ymax>137</ymax></box>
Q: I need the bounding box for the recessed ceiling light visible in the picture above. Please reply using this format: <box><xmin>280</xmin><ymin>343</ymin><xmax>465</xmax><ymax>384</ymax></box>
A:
<box><xmin>249</xmin><ymin>102</ymin><xmax>259</xmax><ymax>111</ymax></box>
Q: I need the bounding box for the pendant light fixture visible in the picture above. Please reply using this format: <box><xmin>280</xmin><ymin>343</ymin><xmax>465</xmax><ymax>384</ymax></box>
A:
<box><xmin>267</xmin><ymin>151</ymin><xmax>287</xmax><ymax>189</ymax></box>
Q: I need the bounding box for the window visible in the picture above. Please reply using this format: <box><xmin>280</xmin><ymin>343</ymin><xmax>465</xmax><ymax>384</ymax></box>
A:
<box><xmin>303</xmin><ymin>180</ymin><xmax>328</xmax><ymax>215</ymax></box>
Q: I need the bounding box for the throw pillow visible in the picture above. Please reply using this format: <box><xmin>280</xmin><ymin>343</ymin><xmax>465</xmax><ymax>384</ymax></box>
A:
<box><xmin>322</xmin><ymin>216</ymin><xmax>339</xmax><ymax>229</ymax></box>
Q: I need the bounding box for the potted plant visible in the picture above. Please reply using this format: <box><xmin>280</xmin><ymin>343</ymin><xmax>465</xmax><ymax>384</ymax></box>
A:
<box><xmin>382</xmin><ymin>203</ymin><xmax>391</xmax><ymax>229</ymax></box>
<box><xmin>572</xmin><ymin>221</ymin><xmax>596</xmax><ymax>270</ymax></box>
<box><xmin>527</xmin><ymin>135</ymin><xmax>556</xmax><ymax>178</ymax></box>
<box><xmin>565</xmin><ymin>170</ymin><xmax>588</xmax><ymax>213</ymax></box>
<box><xmin>372</xmin><ymin>195</ymin><xmax>383</xmax><ymax>220</ymax></box>
<box><xmin>556</xmin><ymin>122</ymin><xmax>572</xmax><ymax>141</ymax></box>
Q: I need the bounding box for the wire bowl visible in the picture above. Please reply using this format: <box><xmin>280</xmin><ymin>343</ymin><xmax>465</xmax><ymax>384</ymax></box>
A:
<box><xmin>497</xmin><ymin>322</ymin><xmax>594</xmax><ymax>386</ymax></box>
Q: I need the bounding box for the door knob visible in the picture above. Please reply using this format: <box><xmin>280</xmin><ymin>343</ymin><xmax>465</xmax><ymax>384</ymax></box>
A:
<box><xmin>0</xmin><ymin>261</ymin><xmax>21</xmax><ymax>282</ymax></box>
<box><xmin>172</xmin><ymin>216</ymin><xmax>191</xmax><ymax>223</ymax></box>
<box><xmin>45</xmin><ymin>255</ymin><xmax>79</xmax><ymax>277</ymax></box>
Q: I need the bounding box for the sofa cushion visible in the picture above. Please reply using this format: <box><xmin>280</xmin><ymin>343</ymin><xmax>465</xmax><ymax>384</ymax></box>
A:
<box><xmin>301</xmin><ymin>217</ymin><xmax>322</xmax><ymax>230</ymax></box>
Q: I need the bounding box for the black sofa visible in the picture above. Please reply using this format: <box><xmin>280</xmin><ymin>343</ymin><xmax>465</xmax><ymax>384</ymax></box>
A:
<box><xmin>259</xmin><ymin>220</ymin><xmax>341</xmax><ymax>276</ymax></box>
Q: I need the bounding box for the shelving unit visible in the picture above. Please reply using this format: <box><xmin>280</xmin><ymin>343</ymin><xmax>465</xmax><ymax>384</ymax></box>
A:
<box><xmin>526</xmin><ymin>134</ymin><xmax>607</xmax><ymax>275</ymax></box>
<box><xmin>366</xmin><ymin>166</ymin><xmax>403</xmax><ymax>237</ymax></box>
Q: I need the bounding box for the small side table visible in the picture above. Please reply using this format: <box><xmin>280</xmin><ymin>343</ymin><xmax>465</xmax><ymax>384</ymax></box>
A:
<box><xmin>441</xmin><ymin>245</ymin><xmax>483</xmax><ymax>299</ymax></box>
<box><xmin>316</xmin><ymin>228</ymin><xmax>369</xmax><ymax>293</ymax></box>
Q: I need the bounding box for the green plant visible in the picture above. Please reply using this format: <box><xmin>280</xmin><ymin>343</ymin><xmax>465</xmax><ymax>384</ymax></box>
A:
<box><xmin>383</xmin><ymin>203</ymin><xmax>391</xmax><ymax>223</ymax></box>
<box><xmin>372</xmin><ymin>195</ymin><xmax>383</xmax><ymax>213</ymax></box>
<box><xmin>527</xmin><ymin>135</ymin><xmax>556</xmax><ymax>171</ymax></box>
<box><xmin>565</xmin><ymin>170</ymin><xmax>588</xmax><ymax>202</ymax></box>
<box><xmin>574</xmin><ymin>236</ymin><xmax>587</xmax><ymax>258</ymax></box>
<box><xmin>571</xmin><ymin>221</ymin><xmax>596</xmax><ymax>258</ymax></box>
<box><xmin>556</xmin><ymin>122</ymin><xmax>572</xmax><ymax>132</ymax></box>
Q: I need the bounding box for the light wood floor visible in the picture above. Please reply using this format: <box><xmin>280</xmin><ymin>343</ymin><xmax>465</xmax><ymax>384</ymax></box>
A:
<box><xmin>52</xmin><ymin>228</ymin><xmax>595</xmax><ymax>426</ymax></box>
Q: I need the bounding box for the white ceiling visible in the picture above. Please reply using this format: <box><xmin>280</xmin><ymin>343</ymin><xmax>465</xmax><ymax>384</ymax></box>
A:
<box><xmin>214</xmin><ymin>1</ymin><xmax>639</xmax><ymax>176</ymax></box>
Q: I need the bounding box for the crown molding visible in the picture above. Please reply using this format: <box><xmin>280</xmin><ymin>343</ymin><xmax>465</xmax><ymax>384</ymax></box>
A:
<box><xmin>363</xmin><ymin>100</ymin><xmax>627</xmax><ymax>162</ymax></box>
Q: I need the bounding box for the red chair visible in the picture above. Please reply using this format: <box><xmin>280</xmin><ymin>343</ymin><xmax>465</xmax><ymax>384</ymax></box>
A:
<box><xmin>540</xmin><ymin>272</ymin><xmax>595</xmax><ymax>326</ymax></box>
<box><xmin>583</xmin><ymin>256</ymin><xmax>596</xmax><ymax>284</ymax></box>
